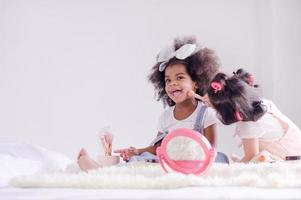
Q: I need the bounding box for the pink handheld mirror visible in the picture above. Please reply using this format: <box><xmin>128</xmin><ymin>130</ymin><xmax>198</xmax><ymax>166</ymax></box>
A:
<box><xmin>156</xmin><ymin>128</ymin><xmax>216</xmax><ymax>175</ymax></box>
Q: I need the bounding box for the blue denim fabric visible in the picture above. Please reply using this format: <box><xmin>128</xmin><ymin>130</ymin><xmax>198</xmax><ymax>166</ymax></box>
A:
<box><xmin>194</xmin><ymin>105</ymin><xmax>229</xmax><ymax>164</ymax></box>
<box><xmin>215</xmin><ymin>152</ymin><xmax>229</xmax><ymax>163</ymax></box>
<box><xmin>128</xmin><ymin>152</ymin><xmax>158</xmax><ymax>163</ymax></box>
<box><xmin>128</xmin><ymin>151</ymin><xmax>229</xmax><ymax>164</ymax></box>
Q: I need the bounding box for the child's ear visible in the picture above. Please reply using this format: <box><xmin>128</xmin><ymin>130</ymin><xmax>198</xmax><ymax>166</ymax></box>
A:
<box><xmin>193</xmin><ymin>82</ymin><xmax>198</xmax><ymax>90</ymax></box>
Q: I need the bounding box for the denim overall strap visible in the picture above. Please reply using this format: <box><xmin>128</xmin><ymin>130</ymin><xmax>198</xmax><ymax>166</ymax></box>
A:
<box><xmin>193</xmin><ymin>105</ymin><xmax>208</xmax><ymax>134</ymax></box>
<box><xmin>193</xmin><ymin>104</ymin><xmax>230</xmax><ymax>163</ymax></box>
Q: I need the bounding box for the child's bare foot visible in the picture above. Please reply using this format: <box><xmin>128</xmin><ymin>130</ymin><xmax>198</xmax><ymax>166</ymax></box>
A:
<box><xmin>77</xmin><ymin>148</ymin><xmax>100</xmax><ymax>172</ymax></box>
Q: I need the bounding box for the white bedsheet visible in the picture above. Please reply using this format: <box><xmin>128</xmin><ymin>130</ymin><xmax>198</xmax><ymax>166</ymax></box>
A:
<box><xmin>0</xmin><ymin>142</ymin><xmax>72</xmax><ymax>187</ymax></box>
<box><xmin>1</xmin><ymin>186</ymin><xmax>301</xmax><ymax>200</ymax></box>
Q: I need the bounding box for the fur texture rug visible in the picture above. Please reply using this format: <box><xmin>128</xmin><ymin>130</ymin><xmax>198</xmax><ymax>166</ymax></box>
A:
<box><xmin>11</xmin><ymin>161</ymin><xmax>301</xmax><ymax>189</ymax></box>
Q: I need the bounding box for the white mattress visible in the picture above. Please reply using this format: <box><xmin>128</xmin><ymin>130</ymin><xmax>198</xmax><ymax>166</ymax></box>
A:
<box><xmin>1</xmin><ymin>186</ymin><xmax>301</xmax><ymax>200</ymax></box>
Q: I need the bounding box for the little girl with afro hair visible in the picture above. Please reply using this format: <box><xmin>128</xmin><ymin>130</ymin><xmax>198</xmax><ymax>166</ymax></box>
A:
<box><xmin>77</xmin><ymin>36</ymin><xmax>229</xmax><ymax>172</ymax></box>
<box><xmin>115</xmin><ymin>36</ymin><xmax>229</xmax><ymax>164</ymax></box>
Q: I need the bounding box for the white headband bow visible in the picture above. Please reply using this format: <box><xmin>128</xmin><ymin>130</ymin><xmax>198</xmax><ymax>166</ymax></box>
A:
<box><xmin>157</xmin><ymin>43</ymin><xmax>201</xmax><ymax>72</ymax></box>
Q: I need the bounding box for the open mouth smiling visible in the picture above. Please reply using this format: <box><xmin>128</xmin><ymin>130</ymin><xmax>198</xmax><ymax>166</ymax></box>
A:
<box><xmin>170</xmin><ymin>89</ymin><xmax>183</xmax><ymax>98</ymax></box>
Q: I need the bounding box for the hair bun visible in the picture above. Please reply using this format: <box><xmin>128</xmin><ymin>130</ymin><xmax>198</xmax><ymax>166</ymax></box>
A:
<box><xmin>235</xmin><ymin>68</ymin><xmax>258</xmax><ymax>87</ymax></box>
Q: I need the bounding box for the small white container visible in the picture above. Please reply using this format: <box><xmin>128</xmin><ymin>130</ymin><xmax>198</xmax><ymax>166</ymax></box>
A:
<box><xmin>96</xmin><ymin>155</ymin><xmax>120</xmax><ymax>167</ymax></box>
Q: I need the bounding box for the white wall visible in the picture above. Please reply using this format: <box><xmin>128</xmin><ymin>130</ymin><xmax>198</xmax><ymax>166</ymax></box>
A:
<box><xmin>0</xmin><ymin>0</ymin><xmax>300</xmax><ymax>159</ymax></box>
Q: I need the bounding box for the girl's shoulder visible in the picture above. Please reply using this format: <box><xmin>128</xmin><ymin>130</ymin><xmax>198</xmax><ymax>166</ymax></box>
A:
<box><xmin>205</xmin><ymin>104</ymin><xmax>217</xmax><ymax>115</ymax></box>
<box><xmin>197</xmin><ymin>101</ymin><xmax>217</xmax><ymax>118</ymax></box>
<box><xmin>158</xmin><ymin>105</ymin><xmax>175</xmax><ymax>120</ymax></box>
<box><xmin>201</xmin><ymin>102</ymin><xmax>220</xmax><ymax>127</ymax></box>
<box><xmin>262</xmin><ymin>99</ymin><xmax>300</xmax><ymax>131</ymax></box>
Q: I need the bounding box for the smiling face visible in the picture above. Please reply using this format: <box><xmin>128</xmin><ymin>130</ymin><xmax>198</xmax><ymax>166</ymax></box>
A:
<box><xmin>164</xmin><ymin>64</ymin><xmax>197</xmax><ymax>104</ymax></box>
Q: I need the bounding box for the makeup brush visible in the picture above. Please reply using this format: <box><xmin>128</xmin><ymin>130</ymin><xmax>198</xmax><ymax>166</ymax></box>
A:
<box><xmin>187</xmin><ymin>90</ymin><xmax>204</xmax><ymax>101</ymax></box>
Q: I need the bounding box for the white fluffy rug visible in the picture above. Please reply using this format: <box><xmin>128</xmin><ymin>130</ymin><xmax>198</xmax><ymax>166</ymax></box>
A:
<box><xmin>11</xmin><ymin>161</ymin><xmax>301</xmax><ymax>189</ymax></box>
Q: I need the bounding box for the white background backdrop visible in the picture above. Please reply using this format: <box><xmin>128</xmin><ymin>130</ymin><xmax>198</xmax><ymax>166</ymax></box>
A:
<box><xmin>0</xmin><ymin>0</ymin><xmax>300</xmax><ymax>159</ymax></box>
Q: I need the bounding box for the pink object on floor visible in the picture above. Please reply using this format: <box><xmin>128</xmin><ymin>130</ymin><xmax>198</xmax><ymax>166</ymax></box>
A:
<box><xmin>156</xmin><ymin>128</ymin><xmax>216</xmax><ymax>175</ymax></box>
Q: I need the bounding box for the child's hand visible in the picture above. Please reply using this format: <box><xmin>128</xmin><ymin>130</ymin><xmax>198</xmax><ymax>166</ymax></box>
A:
<box><xmin>202</xmin><ymin>93</ymin><xmax>213</xmax><ymax>107</ymax></box>
<box><xmin>114</xmin><ymin>147</ymin><xmax>139</xmax><ymax>162</ymax></box>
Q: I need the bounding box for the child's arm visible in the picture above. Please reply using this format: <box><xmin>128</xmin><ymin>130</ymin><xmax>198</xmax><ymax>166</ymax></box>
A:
<box><xmin>114</xmin><ymin>147</ymin><xmax>138</xmax><ymax>162</ymax></box>
<box><xmin>239</xmin><ymin>138</ymin><xmax>259</xmax><ymax>162</ymax></box>
<box><xmin>203</xmin><ymin>124</ymin><xmax>217</xmax><ymax>147</ymax></box>
<box><xmin>136</xmin><ymin>144</ymin><xmax>159</xmax><ymax>155</ymax></box>
<box><xmin>114</xmin><ymin>133</ymin><xmax>161</xmax><ymax>161</ymax></box>
<box><xmin>114</xmin><ymin>145</ymin><xmax>159</xmax><ymax>162</ymax></box>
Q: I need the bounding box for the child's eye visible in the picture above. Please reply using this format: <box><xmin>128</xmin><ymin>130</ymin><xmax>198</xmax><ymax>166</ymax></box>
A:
<box><xmin>177</xmin><ymin>76</ymin><xmax>185</xmax><ymax>80</ymax></box>
<box><xmin>165</xmin><ymin>79</ymin><xmax>170</xmax><ymax>83</ymax></box>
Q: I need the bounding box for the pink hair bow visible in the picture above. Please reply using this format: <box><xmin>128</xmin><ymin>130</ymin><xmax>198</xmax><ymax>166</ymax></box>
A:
<box><xmin>211</xmin><ymin>82</ymin><xmax>223</xmax><ymax>93</ymax></box>
<box><xmin>235</xmin><ymin>111</ymin><xmax>243</xmax><ymax>121</ymax></box>
<box><xmin>247</xmin><ymin>74</ymin><xmax>254</xmax><ymax>86</ymax></box>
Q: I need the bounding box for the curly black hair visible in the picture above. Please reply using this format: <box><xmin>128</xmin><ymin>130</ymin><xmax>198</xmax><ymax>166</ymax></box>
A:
<box><xmin>148</xmin><ymin>36</ymin><xmax>220</xmax><ymax>106</ymax></box>
<box><xmin>207</xmin><ymin>69</ymin><xmax>266</xmax><ymax>125</ymax></box>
